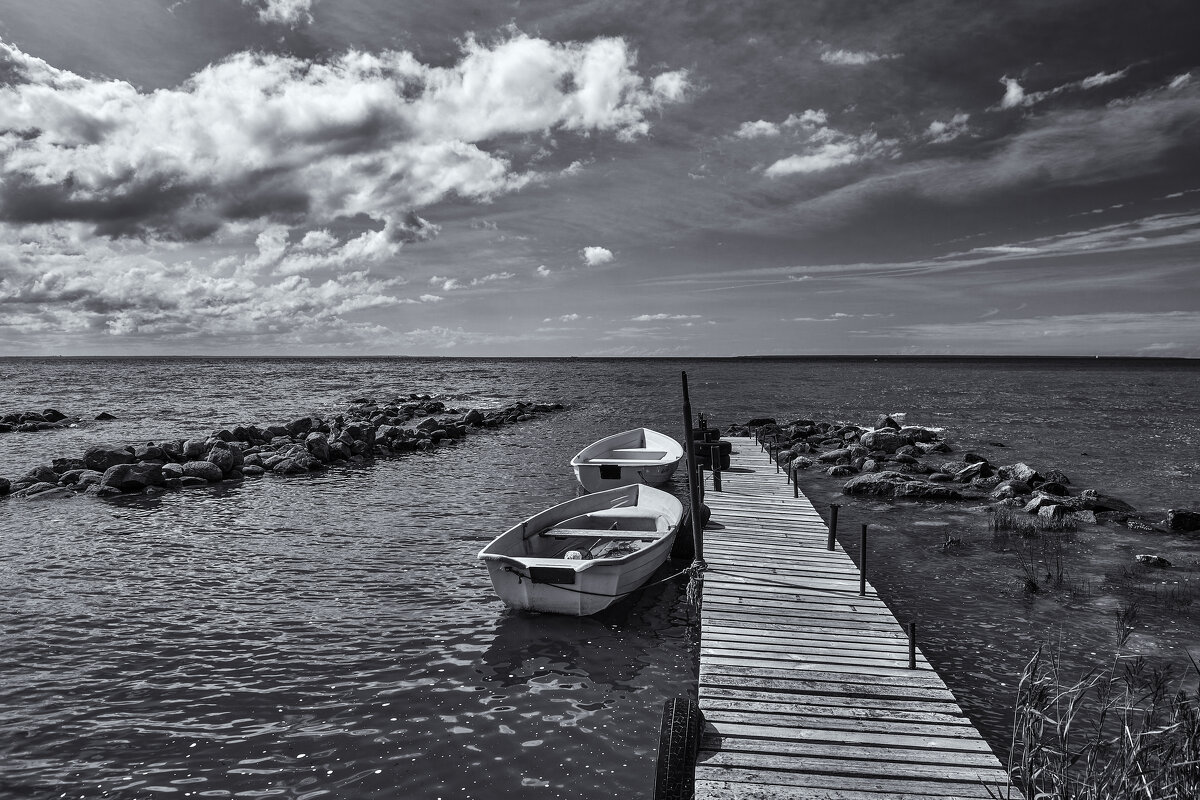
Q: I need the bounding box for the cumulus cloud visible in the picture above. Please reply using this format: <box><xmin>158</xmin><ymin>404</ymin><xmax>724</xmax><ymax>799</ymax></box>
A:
<box><xmin>536</xmin><ymin>265</ymin><xmax>553</xmax><ymax>277</ymax></box>
<box><xmin>783</xmin><ymin>110</ymin><xmax>827</xmax><ymax>129</ymax></box>
<box><xmin>0</xmin><ymin>34</ymin><xmax>688</xmax><ymax>242</ymax></box>
<box><xmin>764</xmin><ymin>127</ymin><xmax>895</xmax><ymax>177</ymax></box>
<box><xmin>734</xmin><ymin>120</ymin><xmax>781</xmax><ymax>139</ymax></box>
<box><xmin>580</xmin><ymin>246</ymin><xmax>614</xmax><ymax>266</ymax></box>
<box><xmin>927</xmin><ymin>113</ymin><xmax>970</xmax><ymax>143</ymax></box>
<box><xmin>543</xmin><ymin>313</ymin><xmax>581</xmax><ymax>322</ymax></box>
<box><xmin>820</xmin><ymin>49</ymin><xmax>897</xmax><ymax>65</ymax></box>
<box><xmin>243</xmin><ymin>0</ymin><xmax>316</xmax><ymax>27</ymax></box>
<box><xmin>631</xmin><ymin>313</ymin><xmax>701</xmax><ymax>321</ymax></box>
<box><xmin>1000</xmin><ymin>76</ymin><xmax>1026</xmax><ymax>109</ymax></box>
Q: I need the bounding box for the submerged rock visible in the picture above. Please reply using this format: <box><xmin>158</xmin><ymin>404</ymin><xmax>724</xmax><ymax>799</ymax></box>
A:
<box><xmin>1167</xmin><ymin>509</ymin><xmax>1200</xmax><ymax>533</ymax></box>
<box><xmin>1136</xmin><ymin>554</ymin><xmax>1172</xmax><ymax>568</ymax></box>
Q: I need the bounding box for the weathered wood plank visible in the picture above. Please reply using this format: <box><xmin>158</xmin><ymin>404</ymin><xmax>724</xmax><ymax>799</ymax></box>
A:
<box><xmin>691</xmin><ymin>438</ymin><xmax>1016</xmax><ymax>800</ymax></box>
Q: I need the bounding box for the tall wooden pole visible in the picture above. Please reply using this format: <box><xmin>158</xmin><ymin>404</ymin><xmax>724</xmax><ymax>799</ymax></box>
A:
<box><xmin>681</xmin><ymin>371</ymin><xmax>704</xmax><ymax>564</ymax></box>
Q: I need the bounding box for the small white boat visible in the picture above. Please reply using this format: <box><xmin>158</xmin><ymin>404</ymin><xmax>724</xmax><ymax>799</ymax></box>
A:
<box><xmin>570</xmin><ymin>427</ymin><xmax>684</xmax><ymax>492</ymax></box>
<box><xmin>478</xmin><ymin>484</ymin><xmax>684</xmax><ymax>615</ymax></box>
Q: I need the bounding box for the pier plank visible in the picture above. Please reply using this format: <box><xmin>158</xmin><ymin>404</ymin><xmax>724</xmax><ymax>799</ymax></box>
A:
<box><xmin>692</xmin><ymin>437</ymin><xmax>1017</xmax><ymax>799</ymax></box>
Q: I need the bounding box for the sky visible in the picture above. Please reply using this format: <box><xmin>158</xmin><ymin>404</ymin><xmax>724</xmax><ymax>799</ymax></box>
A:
<box><xmin>1</xmin><ymin>0</ymin><xmax>1198</xmax><ymax>357</ymax></box>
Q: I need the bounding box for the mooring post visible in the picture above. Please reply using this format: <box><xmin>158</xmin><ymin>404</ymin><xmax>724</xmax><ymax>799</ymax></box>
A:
<box><xmin>792</xmin><ymin>466</ymin><xmax>798</xmax><ymax>498</ymax></box>
<box><xmin>680</xmin><ymin>371</ymin><xmax>704</xmax><ymax>564</ymax></box>
<box><xmin>859</xmin><ymin>524</ymin><xmax>868</xmax><ymax>597</ymax></box>
<box><xmin>907</xmin><ymin>622</ymin><xmax>917</xmax><ymax>669</ymax></box>
<box><xmin>827</xmin><ymin>504</ymin><xmax>840</xmax><ymax>551</ymax></box>
<box><xmin>709</xmin><ymin>443</ymin><xmax>722</xmax><ymax>492</ymax></box>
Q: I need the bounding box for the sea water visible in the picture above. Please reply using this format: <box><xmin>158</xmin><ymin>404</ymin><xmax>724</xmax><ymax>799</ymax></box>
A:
<box><xmin>1</xmin><ymin>357</ymin><xmax>1197</xmax><ymax>798</ymax></box>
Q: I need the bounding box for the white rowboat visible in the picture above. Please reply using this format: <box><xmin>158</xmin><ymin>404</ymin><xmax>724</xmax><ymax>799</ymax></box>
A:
<box><xmin>570</xmin><ymin>427</ymin><xmax>684</xmax><ymax>493</ymax></box>
<box><xmin>478</xmin><ymin>484</ymin><xmax>683</xmax><ymax>616</ymax></box>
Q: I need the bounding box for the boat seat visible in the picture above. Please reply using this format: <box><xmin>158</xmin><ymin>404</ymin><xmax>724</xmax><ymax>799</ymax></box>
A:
<box><xmin>583</xmin><ymin>457</ymin><xmax>662</xmax><ymax>465</ymax></box>
<box><xmin>541</xmin><ymin>529</ymin><xmax>660</xmax><ymax>540</ymax></box>
<box><xmin>609</xmin><ymin>448</ymin><xmax>668</xmax><ymax>459</ymax></box>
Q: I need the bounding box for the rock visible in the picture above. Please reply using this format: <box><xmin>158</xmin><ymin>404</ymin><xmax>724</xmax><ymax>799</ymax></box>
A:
<box><xmin>182</xmin><ymin>439</ymin><xmax>208</xmax><ymax>460</ymax></box>
<box><xmin>1073</xmin><ymin>510</ymin><xmax>1097</xmax><ymax>524</ymax></box>
<box><xmin>1037</xmin><ymin>504</ymin><xmax>1069</xmax><ymax>521</ymax></box>
<box><xmin>991</xmin><ymin>480</ymin><xmax>1033</xmax><ymax>499</ymax></box>
<box><xmin>462</xmin><ymin>408</ymin><xmax>485</xmax><ymax>426</ymax></box>
<box><xmin>818</xmin><ymin>447</ymin><xmax>856</xmax><ymax>463</ymax></box>
<box><xmin>1043</xmin><ymin>469</ymin><xmax>1071</xmax><ymax>486</ymax></box>
<box><xmin>745</xmin><ymin>417</ymin><xmax>777</xmax><ymax>427</ymax></box>
<box><xmin>305</xmin><ymin>432</ymin><xmax>331</xmax><ymax>461</ymax></box>
<box><xmin>873</xmin><ymin>414</ymin><xmax>901</xmax><ymax>430</ymax></box>
<box><xmin>207</xmin><ymin>444</ymin><xmax>236</xmax><ymax>475</ymax></box>
<box><xmin>918</xmin><ymin>441</ymin><xmax>952</xmax><ymax>455</ymax></box>
<box><xmin>181</xmin><ymin>461</ymin><xmax>224</xmax><ymax>482</ymax></box>
<box><xmin>963</xmin><ymin>452</ymin><xmax>988</xmax><ymax>464</ymax></box>
<box><xmin>1024</xmin><ymin>496</ymin><xmax>1061</xmax><ymax>514</ymax></box>
<box><xmin>955</xmin><ymin>462</ymin><xmax>996</xmax><ymax>482</ymax></box>
<box><xmin>898</xmin><ymin>426</ymin><xmax>938</xmax><ymax>444</ymax></box>
<box><xmin>0</xmin><ymin>477</ymin><xmax>9</xmax><ymax>495</ymax></box>
<box><xmin>94</xmin><ymin>412</ymin><xmax>117</xmax><ymax>421</ymax></box>
<box><xmin>271</xmin><ymin>453</ymin><xmax>324</xmax><ymax>474</ymax></box>
<box><xmin>14</xmin><ymin>482</ymin><xmax>67</xmax><ymax>499</ymax></box>
<box><xmin>1037</xmin><ymin>482</ymin><xmax>1069</xmax><ymax>497</ymax></box>
<box><xmin>73</xmin><ymin>470</ymin><xmax>107</xmax><ymax>489</ymax></box>
<box><xmin>52</xmin><ymin>457</ymin><xmax>86</xmax><ymax>473</ymax></box>
<box><xmin>1004</xmin><ymin>463</ymin><xmax>1043</xmax><ymax>485</ymax></box>
<box><xmin>242</xmin><ymin>464</ymin><xmax>265</xmax><ymax>476</ymax></box>
<box><xmin>83</xmin><ymin>445</ymin><xmax>136</xmax><ymax>472</ymax></box>
<box><xmin>842</xmin><ymin>471</ymin><xmax>960</xmax><ymax>501</ymax></box>
<box><xmin>178</xmin><ymin>476</ymin><xmax>210</xmax><ymax>488</ymax></box>
<box><xmin>133</xmin><ymin>445</ymin><xmax>170</xmax><ymax>463</ymax></box>
<box><xmin>1136</xmin><ymin>554</ymin><xmax>1172</xmax><ymax>568</ymax></box>
<box><xmin>928</xmin><ymin>472</ymin><xmax>953</xmax><ymax>482</ymax></box>
<box><xmin>99</xmin><ymin>462</ymin><xmax>164</xmax><ymax>492</ymax></box>
<box><xmin>1078</xmin><ymin>489</ymin><xmax>1136</xmax><ymax>513</ymax></box>
<box><xmin>161</xmin><ymin>463</ymin><xmax>184</xmax><ymax>480</ymax></box>
<box><xmin>19</xmin><ymin>465</ymin><xmax>59</xmax><ymax>486</ymax></box>
<box><xmin>1167</xmin><ymin>509</ymin><xmax>1200</xmax><ymax>533</ymax></box>
<box><xmin>859</xmin><ymin>430</ymin><xmax>907</xmax><ymax>454</ymax></box>
<box><xmin>42</xmin><ymin>408</ymin><xmax>68</xmax><ymax>423</ymax></box>
<box><xmin>827</xmin><ymin>465</ymin><xmax>857</xmax><ymax>477</ymax></box>
<box><xmin>789</xmin><ymin>456</ymin><xmax>815</xmax><ymax>471</ymax></box>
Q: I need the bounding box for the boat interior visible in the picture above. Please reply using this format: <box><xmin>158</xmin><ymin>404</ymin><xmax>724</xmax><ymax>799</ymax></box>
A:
<box><xmin>523</xmin><ymin>510</ymin><xmax>669</xmax><ymax>560</ymax></box>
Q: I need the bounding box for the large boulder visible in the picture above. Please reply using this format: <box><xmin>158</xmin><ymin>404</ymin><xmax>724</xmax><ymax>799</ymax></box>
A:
<box><xmin>1167</xmin><ymin>509</ymin><xmax>1200</xmax><ymax>533</ymax></box>
<box><xmin>1003</xmin><ymin>463</ymin><xmax>1043</xmax><ymax>485</ymax></box>
<box><xmin>873</xmin><ymin>414</ymin><xmax>900</xmax><ymax>430</ymax></box>
<box><xmin>18</xmin><ymin>465</ymin><xmax>59</xmax><ymax>486</ymax></box>
<box><xmin>991</xmin><ymin>480</ymin><xmax>1033</xmax><ymax>499</ymax></box>
<box><xmin>0</xmin><ymin>477</ymin><xmax>9</xmax><ymax>496</ymax></box>
<box><xmin>100</xmin><ymin>462</ymin><xmax>165</xmax><ymax>492</ymax></box>
<box><xmin>182</xmin><ymin>439</ymin><xmax>208</xmax><ymax>460</ymax></box>
<box><xmin>842</xmin><ymin>471</ymin><xmax>962</xmax><ymax>501</ymax></box>
<box><xmin>305</xmin><ymin>432</ymin><xmax>331</xmax><ymax>462</ymax></box>
<box><xmin>859</xmin><ymin>430</ymin><xmax>907</xmax><ymax>454</ymax></box>
<box><xmin>42</xmin><ymin>409</ymin><xmax>68</xmax><ymax>422</ymax></box>
<box><xmin>83</xmin><ymin>445</ymin><xmax>136</xmax><ymax>472</ymax></box>
<box><xmin>898</xmin><ymin>426</ymin><xmax>938</xmax><ymax>444</ymax></box>
<box><xmin>181</xmin><ymin>461</ymin><xmax>224</xmax><ymax>482</ymax></box>
<box><xmin>1077</xmin><ymin>489</ymin><xmax>1136</xmax><ymax>513</ymax></box>
<box><xmin>271</xmin><ymin>453</ymin><xmax>324</xmax><ymax>474</ymax></box>
<box><xmin>206</xmin><ymin>441</ymin><xmax>242</xmax><ymax>475</ymax></box>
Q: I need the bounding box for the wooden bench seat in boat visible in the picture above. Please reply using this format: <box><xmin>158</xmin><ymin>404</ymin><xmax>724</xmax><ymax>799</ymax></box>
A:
<box><xmin>540</xmin><ymin>529</ymin><xmax>661</xmax><ymax>540</ymax></box>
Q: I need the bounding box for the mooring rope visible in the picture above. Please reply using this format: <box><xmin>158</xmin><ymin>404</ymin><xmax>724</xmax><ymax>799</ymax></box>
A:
<box><xmin>502</xmin><ymin>558</ymin><xmax>707</xmax><ymax>602</ymax></box>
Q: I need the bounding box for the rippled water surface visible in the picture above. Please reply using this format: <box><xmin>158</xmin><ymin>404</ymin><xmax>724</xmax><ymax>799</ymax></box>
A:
<box><xmin>2</xmin><ymin>356</ymin><xmax>1198</xmax><ymax>797</ymax></box>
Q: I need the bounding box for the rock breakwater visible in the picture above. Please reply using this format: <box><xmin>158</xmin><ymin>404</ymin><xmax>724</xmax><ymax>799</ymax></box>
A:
<box><xmin>1</xmin><ymin>397</ymin><xmax>564</xmax><ymax>501</ymax></box>
<box><xmin>727</xmin><ymin>415</ymin><xmax>1195</xmax><ymax>538</ymax></box>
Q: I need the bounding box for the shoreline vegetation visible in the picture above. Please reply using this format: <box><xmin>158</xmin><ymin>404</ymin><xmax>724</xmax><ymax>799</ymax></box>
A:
<box><xmin>728</xmin><ymin>415</ymin><xmax>1200</xmax><ymax>794</ymax></box>
<box><xmin>0</xmin><ymin>397</ymin><xmax>564</xmax><ymax>501</ymax></box>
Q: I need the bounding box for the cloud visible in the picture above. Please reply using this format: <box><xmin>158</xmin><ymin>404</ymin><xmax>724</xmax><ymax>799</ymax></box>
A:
<box><xmin>0</xmin><ymin>34</ymin><xmax>688</xmax><ymax>242</ymax></box>
<box><xmin>243</xmin><ymin>0</ymin><xmax>316</xmax><ymax>27</ymax></box>
<box><xmin>735</xmin><ymin>120</ymin><xmax>781</xmax><ymax>139</ymax></box>
<box><xmin>543</xmin><ymin>313</ymin><xmax>580</xmax><ymax>322</ymax></box>
<box><xmin>580</xmin><ymin>246</ymin><xmax>614</xmax><ymax>266</ymax></box>
<box><xmin>783</xmin><ymin>110</ymin><xmax>827</xmax><ymax>129</ymax></box>
<box><xmin>999</xmin><ymin>76</ymin><xmax>1026</xmax><ymax>109</ymax></box>
<box><xmin>430</xmin><ymin>276</ymin><xmax>462</xmax><ymax>291</ymax></box>
<box><xmin>764</xmin><ymin>128</ymin><xmax>894</xmax><ymax>177</ymax></box>
<box><xmin>630</xmin><ymin>313</ymin><xmax>702</xmax><ymax>321</ymax></box>
<box><xmin>536</xmin><ymin>265</ymin><xmax>553</xmax><ymax>277</ymax></box>
<box><xmin>927</xmin><ymin>113</ymin><xmax>970</xmax><ymax>144</ymax></box>
<box><xmin>820</xmin><ymin>50</ymin><xmax>897</xmax><ymax>66</ymax></box>
<box><xmin>998</xmin><ymin>68</ymin><xmax>1131</xmax><ymax>110</ymax></box>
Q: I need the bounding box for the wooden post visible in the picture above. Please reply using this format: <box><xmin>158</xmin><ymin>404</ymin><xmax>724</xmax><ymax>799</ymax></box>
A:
<box><xmin>907</xmin><ymin>623</ymin><xmax>917</xmax><ymax>669</ymax></box>
<box><xmin>827</xmin><ymin>504</ymin><xmax>839</xmax><ymax>551</ymax></box>
<box><xmin>681</xmin><ymin>372</ymin><xmax>704</xmax><ymax>564</ymax></box>
<box><xmin>859</xmin><ymin>524</ymin><xmax>868</xmax><ymax>596</ymax></box>
<box><xmin>709</xmin><ymin>443</ymin><xmax>722</xmax><ymax>492</ymax></box>
<box><xmin>792</xmin><ymin>466</ymin><xmax>798</xmax><ymax>498</ymax></box>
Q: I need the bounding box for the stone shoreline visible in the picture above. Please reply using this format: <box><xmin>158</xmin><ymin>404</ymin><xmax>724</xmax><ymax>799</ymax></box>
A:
<box><xmin>0</xmin><ymin>396</ymin><xmax>564</xmax><ymax>501</ymax></box>
<box><xmin>728</xmin><ymin>415</ymin><xmax>1200</xmax><ymax>537</ymax></box>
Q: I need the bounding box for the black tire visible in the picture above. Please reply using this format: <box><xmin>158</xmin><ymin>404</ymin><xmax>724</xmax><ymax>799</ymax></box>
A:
<box><xmin>653</xmin><ymin>697</ymin><xmax>703</xmax><ymax>800</ymax></box>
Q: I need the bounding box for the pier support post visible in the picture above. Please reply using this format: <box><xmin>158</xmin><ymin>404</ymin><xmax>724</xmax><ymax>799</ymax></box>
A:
<box><xmin>827</xmin><ymin>504</ymin><xmax>839</xmax><ymax>551</ymax></box>
<box><xmin>709</xmin><ymin>443</ymin><xmax>722</xmax><ymax>492</ymax></box>
<box><xmin>859</xmin><ymin>524</ymin><xmax>868</xmax><ymax>597</ymax></box>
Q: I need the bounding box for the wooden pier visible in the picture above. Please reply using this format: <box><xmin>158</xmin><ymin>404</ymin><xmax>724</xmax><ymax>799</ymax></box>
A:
<box><xmin>692</xmin><ymin>436</ymin><xmax>1016</xmax><ymax>799</ymax></box>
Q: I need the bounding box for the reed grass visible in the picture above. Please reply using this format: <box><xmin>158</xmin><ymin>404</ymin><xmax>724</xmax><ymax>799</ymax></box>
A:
<box><xmin>1005</xmin><ymin>631</ymin><xmax>1200</xmax><ymax>799</ymax></box>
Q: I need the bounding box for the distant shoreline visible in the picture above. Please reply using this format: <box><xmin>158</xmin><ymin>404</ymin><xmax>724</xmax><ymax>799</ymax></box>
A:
<box><xmin>0</xmin><ymin>354</ymin><xmax>1196</xmax><ymax>364</ymax></box>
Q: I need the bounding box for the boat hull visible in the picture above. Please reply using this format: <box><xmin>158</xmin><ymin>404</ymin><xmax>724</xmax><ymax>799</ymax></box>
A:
<box><xmin>478</xmin><ymin>485</ymin><xmax>683</xmax><ymax>616</ymax></box>
<box><xmin>569</xmin><ymin>428</ymin><xmax>684</xmax><ymax>492</ymax></box>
